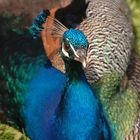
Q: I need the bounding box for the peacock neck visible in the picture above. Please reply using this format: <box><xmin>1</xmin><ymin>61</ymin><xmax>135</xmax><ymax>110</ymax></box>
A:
<box><xmin>54</xmin><ymin>57</ymin><xmax>108</xmax><ymax>140</ymax></box>
<box><xmin>64</xmin><ymin>58</ymin><xmax>87</xmax><ymax>83</ymax></box>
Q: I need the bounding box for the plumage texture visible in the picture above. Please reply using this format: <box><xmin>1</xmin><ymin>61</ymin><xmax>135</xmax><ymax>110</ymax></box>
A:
<box><xmin>0</xmin><ymin>32</ymin><xmax>48</xmax><ymax>130</ymax></box>
<box><xmin>29</xmin><ymin>10</ymin><xmax>50</xmax><ymax>39</ymax></box>
<box><xmin>127</xmin><ymin>53</ymin><xmax>140</xmax><ymax>95</ymax></box>
<box><xmin>77</xmin><ymin>0</ymin><xmax>134</xmax><ymax>83</ymax></box>
<box><xmin>0</xmin><ymin>12</ymin><xmax>29</xmax><ymax>38</ymax></box>
<box><xmin>93</xmin><ymin>72</ymin><xmax>139</xmax><ymax>140</ymax></box>
<box><xmin>63</xmin><ymin>29</ymin><xmax>88</xmax><ymax>48</ymax></box>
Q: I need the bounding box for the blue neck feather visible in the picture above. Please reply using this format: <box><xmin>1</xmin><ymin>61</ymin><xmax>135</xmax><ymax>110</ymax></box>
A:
<box><xmin>22</xmin><ymin>60</ymin><xmax>66</xmax><ymax>140</ymax></box>
<box><xmin>53</xmin><ymin>59</ymin><xmax>111</xmax><ymax>140</ymax></box>
<box><xmin>21</xmin><ymin>56</ymin><xmax>111</xmax><ymax>140</ymax></box>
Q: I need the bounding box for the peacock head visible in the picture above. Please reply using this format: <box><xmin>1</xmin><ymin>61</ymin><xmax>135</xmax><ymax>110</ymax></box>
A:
<box><xmin>30</xmin><ymin>10</ymin><xmax>88</xmax><ymax>67</ymax></box>
<box><xmin>60</xmin><ymin>29</ymin><xmax>88</xmax><ymax>68</ymax></box>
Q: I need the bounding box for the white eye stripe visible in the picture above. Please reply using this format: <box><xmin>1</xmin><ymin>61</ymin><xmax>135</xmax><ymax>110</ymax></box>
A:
<box><xmin>69</xmin><ymin>43</ymin><xmax>79</xmax><ymax>58</ymax></box>
<box><xmin>62</xmin><ymin>42</ymin><xmax>69</xmax><ymax>57</ymax></box>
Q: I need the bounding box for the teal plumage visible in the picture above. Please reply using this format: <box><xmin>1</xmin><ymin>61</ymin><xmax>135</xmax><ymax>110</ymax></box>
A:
<box><xmin>29</xmin><ymin>10</ymin><xmax>50</xmax><ymax>39</ymax></box>
<box><xmin>63</xmin><ymin>29</ymin><xmax>88</xmax><ymax>48</ymax></box>
<box><xmin>0</xmin><ymin>32</ymin><xmax>48</xmax><ymax>129</ymax></box>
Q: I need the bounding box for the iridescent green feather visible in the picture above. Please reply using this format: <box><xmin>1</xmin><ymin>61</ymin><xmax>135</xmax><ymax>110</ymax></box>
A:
<box><xmin>0</xmin><ymin>25</ymin><xmax>47</xmax><ymax>130</ymax></box>
<box><xmin>0</xmin><ymin>11</ymin><xmax>48</xmax><ymax>138</ymax></box>
<box><xmin>93</xmin><ymin>72</ymin><xmax>139</xmax><ymax>140</ymax></box>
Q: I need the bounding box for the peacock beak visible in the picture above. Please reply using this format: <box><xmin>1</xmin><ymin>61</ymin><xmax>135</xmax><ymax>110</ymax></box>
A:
<box><xmin>61</xmin><ymin>41</ymin><xmax>87</xmax><ymax>68</ymax></box>
<box><xmin>74</xmin><ymin>48</ymin><xmax>87</xmax><ymax>68</ymax></box>
<box><xmin>67</xmin><ymin>43</ymin><xmax>87</xmax><ymax>68</ymax></box>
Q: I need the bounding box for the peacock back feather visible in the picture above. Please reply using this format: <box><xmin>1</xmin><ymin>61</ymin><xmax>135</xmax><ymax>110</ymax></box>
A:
<box><xmin>0</xmin><ymin>29</ymin><xmax>47</xmax><ymax>130</ymax></box>
<box><xmin>93</xmin><ymin>72</ymin><xmax>139</xmax><ymax>139</ymax></box>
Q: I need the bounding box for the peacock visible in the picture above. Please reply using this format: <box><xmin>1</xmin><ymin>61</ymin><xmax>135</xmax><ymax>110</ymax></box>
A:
<box><xmin>52</xmin><ymin>0</ymin><xmax>140</xmax><ymax>139</ymax></box>
<box><xmin>28</xmin><ymin>11</ymin><xmax>112</xmax><ymax>139</ymax></box>
<box><xmin>33</xmin><ymin>1</ymin><xmax>140</xmax><ymax>139</ymax></box>
<box><xmin>50</xmin><ymin>28</ymin><xmax>111</xmax><ymax>140</ymax></box>
<box><xmin>0</xmin><ymin>1</ymin><xmax>139</xmax><ymax>139</ymax></box>
<box><xmin>0</xmin><ymin>10</ymin><xmax>111</xmax><ymax>140</ymax></box>
<box><xmin>29</xmin><ymin>9</ymin><xmax>139</xmax><ymax>139</ymax></box>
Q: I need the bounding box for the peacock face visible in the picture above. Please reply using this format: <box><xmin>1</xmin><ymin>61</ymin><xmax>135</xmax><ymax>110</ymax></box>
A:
<box><xmin>61</xmin><ymin>29</ymin><xmax>88</xmax><ymax>67</ymax></box>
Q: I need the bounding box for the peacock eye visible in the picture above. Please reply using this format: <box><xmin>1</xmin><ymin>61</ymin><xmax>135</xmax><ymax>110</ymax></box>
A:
<box><xmin>64</xmin><ymin>44</ymin><xmax>71</xmax><ymax>51</ymax></box>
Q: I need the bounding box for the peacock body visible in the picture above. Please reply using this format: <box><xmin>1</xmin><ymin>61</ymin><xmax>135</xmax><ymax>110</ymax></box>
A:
<box><xmin>29</xmin><ymin>7</ymin><xmax>139</xmax><ymax>139</ymax></box>
<box><xmin>61</xmin><ymin>28</ymin><xmax>139</xmax><ymax>139</ymax></box>
<box><xmin>27</xmin><ymin>17</ymin><xmax>112</xmax><ymax>139</ymax></box>
<box><xmin>53</xmin><ymin>0</ymin><xmax>140</xmax><ymax>139</ymax></box>
<box><xmin>50</xmin><ymin>29</ymin><xmax>111</xmax><ymax>140</ymax></box>
<box><xmin>1</xmin><ymin>2</ymin><xmax>140</xmax><ymax>139</ymax></box>
<box><xmin>53</xmin><ymin>58</ymin><xmax>111</xmax><ymax>140</ymax></box>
